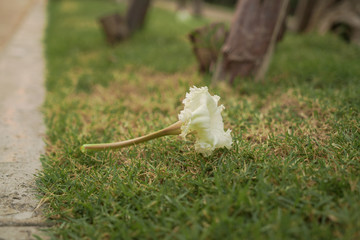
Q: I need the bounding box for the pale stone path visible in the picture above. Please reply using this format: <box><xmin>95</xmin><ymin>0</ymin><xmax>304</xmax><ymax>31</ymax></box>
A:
<box><xmin>0</xmin><ymin>0</ymin><xmax>48</xmax><ymax>239</ymax></box>
<box><xmin>0</xmin><ymin>0</ymin><xmax>37</xmax><ymax>50</ymax></box>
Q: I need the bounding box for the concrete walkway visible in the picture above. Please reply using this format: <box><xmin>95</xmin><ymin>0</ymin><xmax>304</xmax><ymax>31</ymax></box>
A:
<box><xmin>0</xmin><ymin>0</ymin><xmax>36</xmax><ymax>51</ymax></box>
<box><xmin>0</xmin><ymin>0</ymin><xmax>48</xmax><ymax>239</ymax></box>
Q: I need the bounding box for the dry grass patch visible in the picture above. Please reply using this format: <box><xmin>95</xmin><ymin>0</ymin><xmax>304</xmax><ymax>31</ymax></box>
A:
<box><xmin>242</xmin><ymin>89</ymin><xmax>334</xmax><ymax>159</ymax></box>
<box><xmin>45</xmin><ymin>68</ymin><xmax>206</xmax><ymax>160</ymax></box>
<box><xmin>59</xmin><ymin>1</ymin><xmax>79</xmax><ymax>13</ymax></box>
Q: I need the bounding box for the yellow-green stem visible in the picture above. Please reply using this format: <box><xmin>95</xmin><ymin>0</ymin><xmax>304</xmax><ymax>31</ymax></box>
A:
<box><xmin>80</xmin><ymin>121</ymin><xmax>182</xmax><ymax>153</ymax></box>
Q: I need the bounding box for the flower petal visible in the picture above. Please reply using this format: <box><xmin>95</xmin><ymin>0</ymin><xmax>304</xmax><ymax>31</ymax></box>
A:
<box><xmin>179</xmin><ymin>86</ymin><xmax>232</xmax><ymax>156</ymax></box>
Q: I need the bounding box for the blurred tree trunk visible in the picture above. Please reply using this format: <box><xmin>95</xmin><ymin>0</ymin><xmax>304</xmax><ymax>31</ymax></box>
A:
<box><xmin>292</xmin><ymin>0</ymin><xmax>318</xmax><ymax>32</ymax></box>
<box><xmin>99</xmin><ymin>0</ymin><xmax>151</xmax><ymax>45</ymax></box>
<box><xmin>126</xmin><ymin>0</ymin><xmax>151</xmax><ymax>34</ymax></box>
<box><xmin>189</xmin><ymin>23</ymin><xmax>228</xmax><ymax>73</ymax></box>
<box><xmin>292</xmin><ymin>0</ymin><xmax>360</xmax><ymax>45</ymax></box>
<box><xmin>214</xmin><ymin>0</ymin><xmax>289</xmax><ymax>83</ymax></box>
<box><xmin>193</xmin><ymin>0</ymin><xmax>203</xmax><ymax>17</ymax></box>
<box><xmin>99</xmin><ymin>14</ymin><xmax>129</xmax><ymax>45</ymax></box>
<box><xmin>177</xmin><ymin>0</ymin><xmax>187</xmax><ymax>10</ymax></box>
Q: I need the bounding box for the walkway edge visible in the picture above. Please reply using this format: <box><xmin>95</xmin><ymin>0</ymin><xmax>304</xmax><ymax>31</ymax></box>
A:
<box><xmin>0</xmin><ymin>0</ymin><xmax>48</xmax><ymax>239</ymax></box>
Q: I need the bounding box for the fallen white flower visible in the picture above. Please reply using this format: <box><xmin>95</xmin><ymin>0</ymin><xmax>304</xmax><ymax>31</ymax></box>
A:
<box><xmin>178</xmin><ymin>86</ymin><xmax>232</xmax><ymax>156</ymax></box>
<box><xmin>81</xmin><ymin>86</ymin><xmax>232</xmax><ymax>156</ymax></box>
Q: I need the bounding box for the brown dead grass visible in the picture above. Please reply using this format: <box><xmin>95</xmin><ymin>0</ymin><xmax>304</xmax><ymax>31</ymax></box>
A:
<box><xmin>58</xmin><ymin>67</ymin><xmax>203</xmax><ymax>149</ymax></box>
<box><xmin>91</xmin><ymin>68</ymin><xmax>199</xmax><ymax>114</ymax></box>
<box><xmin>60</xmin><ymin>1</ymin><xmax>79</xmax><ymax>13</ymax></box>
<box><xmin>243</xmin><ymin>89</ymin><xmax>334</xmax><ymax>158</ymax></box>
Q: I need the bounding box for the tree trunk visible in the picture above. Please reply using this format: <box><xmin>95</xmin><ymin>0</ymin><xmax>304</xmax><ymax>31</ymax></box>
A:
<box><xmin>292</xmin><ymin>0</ymin><xmax>318</xmax><ymax>32</ymax></box>
<box><xmin>176</xmin><ymin>0</ymin><xmax>187</xmax><ymax>10</ymax></box>
<box><xmin>214</xmin><ymin>0</ymin><xmax>289</xmax><ymax>83</ymax></box>
<box><xmin>99</xmin><ymin>14</ymin><xmax>129</xmax><ymax>45</ymax></box>
<box><xmin>193</xmin><ymin>0</ymin><xmax>203</xmax><ymax>18</ymax></box>
<box><xmin>126</xmin><ymin>0</ymin><xmax>151</xmax><ymax>35</ymax></box>
<box><xmin>99</xmin><ymin>0</ymin><xmax>151</xmax><ymax>45</ymax></box>
<box><xmin>317</xmin><ymin>0</ymin><xmax>360</xmax><ymax>45</ymax></box>
<box><xmin>292</xmin><ymin>0</ymin><xmax>360</xmax><ymax>45</ymax></box>
<box><xmin>189</xmin><ymin>22</ymin><xmax>228</xmax><ymax>73</ymax></box>
<box><xmin>305</xmin><ymin>0</ymin><xmax>337</xmax><ymax>32</ymax></box>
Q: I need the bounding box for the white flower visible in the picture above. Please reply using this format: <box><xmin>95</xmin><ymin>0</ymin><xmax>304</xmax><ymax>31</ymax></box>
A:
<box><xmin>81</xmin><ymin>86</ymin><xmax>232</xmax><ymax>156</ymax></box>
<box><xmin>178</xmin><ymin>86</ymin><xmax>232</xmax><ymax>156</ymax></box>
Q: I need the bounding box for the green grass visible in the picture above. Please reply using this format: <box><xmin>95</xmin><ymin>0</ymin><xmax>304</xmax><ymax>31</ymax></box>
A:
<box><xmin>38</xmin><ymin>0</ymin><xmax>360</xmax><ymax>239</ymax></box>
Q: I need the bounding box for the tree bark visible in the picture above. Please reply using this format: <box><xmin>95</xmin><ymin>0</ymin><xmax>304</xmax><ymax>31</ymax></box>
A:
<box><xmin>193</xmin><ymin>0</ymin><xmax>203</xmax><ymax>18</ymax></box>
<box><xmin>214</xmin><ymin>0</ymin><xmax>289</xmax><ymax>83</ymax></box>
<box><xmin>99</xmin><ymin>14</ymin><xmax>129</xmax><ymax>45</ymax></box>
<box><xmin>176</xmin><ymin>0</ymin><xmax>187</xmax><ymax>10</ymax></box>
<box><xmin>126</xmin><ymin>0</ymin><xmax>151</xmax><ymax>35</ymax></box>
<box><xmin>99</xmin><ymin>0</ymin><xmax>151</xmax><ymax>45</ymax></box>
<box><xmin>189</xmin><ymin>22</ymin><xmax>228</xmax><ymax>73</ymax></box>
<box><xmin>305</xmin><ymin>0</ymin><xmax>337</xmax><ymax>32</ymax></box>
<box><xmin>292</xmin><ymin>0</ymin><xmax>360</xmax><ymax>45</ymax></box>
<box><xmin>317</xmin><ymin>0</ymin><xmax>360</xmax><ymax>45</ymax></box>
<box><xmin>292</xmin><ymin>0</ymin><xmax>318</xmax><ymax>32</ymax></box>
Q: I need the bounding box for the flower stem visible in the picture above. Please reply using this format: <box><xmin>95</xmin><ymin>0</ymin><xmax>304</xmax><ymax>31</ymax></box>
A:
<box><xmin>80</xmin><ymin>121</ymin><xmax>182</xmax><ymax>153</ymax></box>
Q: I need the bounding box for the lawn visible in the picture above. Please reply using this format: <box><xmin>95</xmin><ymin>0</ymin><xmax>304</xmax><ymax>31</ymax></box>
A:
<box><xmin>38</xmin><ymin>0</ymin><xmax>360</xmax><ymax>239</ymax></box>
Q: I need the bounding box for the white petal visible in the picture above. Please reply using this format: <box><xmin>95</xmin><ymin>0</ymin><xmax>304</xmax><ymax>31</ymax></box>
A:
<box><xmin>178</xmin><ymin>86</ymin><xmax>232</xmax><ymax>156</ymax></box>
